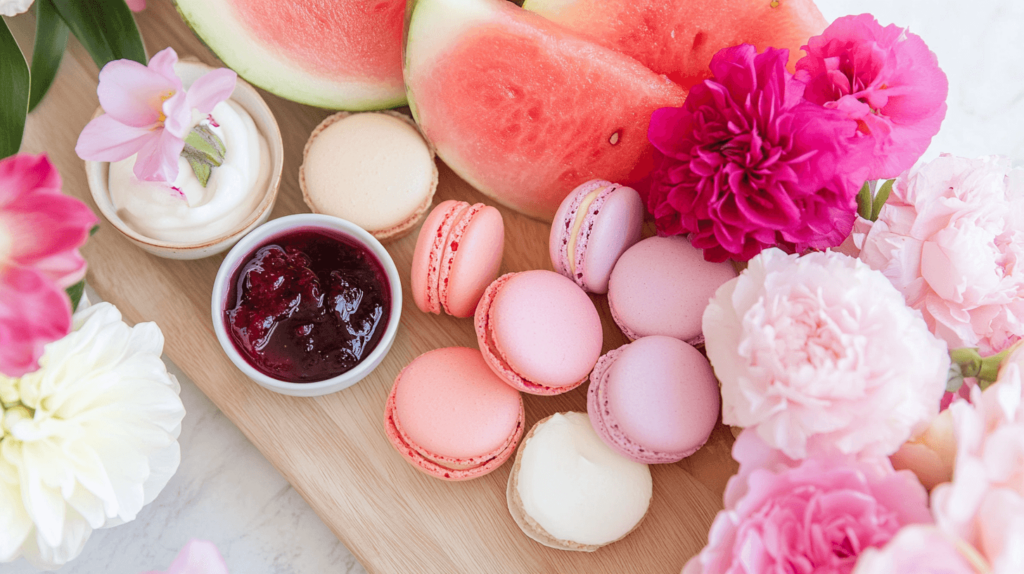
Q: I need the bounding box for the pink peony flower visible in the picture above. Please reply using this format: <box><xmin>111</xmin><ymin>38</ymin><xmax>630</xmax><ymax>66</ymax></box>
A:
<box><xmin>683</xmin><ymin>429</ymin><xmax>933</xmax><ymax>574</ymax></box>
<box><xmin>851</xmin><ymin>525</ymin><xmax>991</xmax><ymax>574</ymax></box>
<box><xmin>0</xmin><ymin>154</ymin><xmax>97</xmax><ymax>377</ymax></box>
<box><xmin>140</xmin><ymin>539</ymin><xmax>228</xmax><ymax>574</ymax></box>
<box><xmin>796</xmin><ymin>14</ymin><xmax>948</xmax><ymax>181</ymax></box>
<box><xmin>75</xmin><ymin>47</ymin><xmax>236</xmax><ymax>183</ymax></box>
<box><xmin>931</xmin><ymin>359</ymin><xmax>1024</xmax><ymax>574</ymax></box>
<box><xmin>644</xmin><ymin>44</ymin><xmax>867</xmax><ymax>262</ymax></box>
<box><xmin>859</xmin><ymin>155</ymin><xmax>1024</xmax><ymax>356</ymax></box>
<box><xmin>889</xmin><ymin>408</ymin><xmax>956</xmax><ymax>491</ymax></box>
<box><xmin>703</xmin><ymin>248</ymin><xmax>949</xmax><ymax>459</ymax></box>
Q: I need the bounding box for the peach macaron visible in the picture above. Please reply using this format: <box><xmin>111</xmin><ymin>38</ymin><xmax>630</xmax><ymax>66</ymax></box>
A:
<box><xmin>475</xmin><ymin>270</ymin><xmax>602</xmax><ymax>395</ymax></box>
<box><xmin>411</xmin><ymin>200</ymin><xmax>504</xmax><ymax>318</ymax></box>
<box><xmin>608</xmin><ymin>236</ymin><xmax>736</xmax><ymax>345</ymax></box>
<box><xmin>384</xmin><ymin>347</ymin><xmax>524</xmax><ymax>481</ymax></box>
<box><xmin>588</xmin><ymin>336</ymin><xmax>720</xmax><ymax>464</ymax></box>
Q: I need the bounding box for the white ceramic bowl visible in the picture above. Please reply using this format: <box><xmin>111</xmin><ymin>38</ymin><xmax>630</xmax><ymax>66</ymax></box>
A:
<box><xmin>211</xmin><ymin>214</ymin><xmax>403</xmax><ymax>397</ymax></box>
<box><xmin>85</xmin><ymin>60</ymin><xmax>284</xmax><ymax>260</ymax></box>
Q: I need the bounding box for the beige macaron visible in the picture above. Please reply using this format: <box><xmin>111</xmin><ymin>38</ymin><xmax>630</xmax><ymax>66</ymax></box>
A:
<box><xmin>300</xmin><ymin>111</ymin><xmax>438</xmax><ymax>242</ymax></box>
<box><xmin>507</xmin><ymin>412</ymin><xmax>652</xmax><ymax>552</ymax></box>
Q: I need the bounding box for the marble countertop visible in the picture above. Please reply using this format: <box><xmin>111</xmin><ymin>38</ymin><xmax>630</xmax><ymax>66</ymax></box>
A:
<box><xmin>8</xmin><ymin>0</ymin><xmax>1024</xmax><ymax>572</ymax></box>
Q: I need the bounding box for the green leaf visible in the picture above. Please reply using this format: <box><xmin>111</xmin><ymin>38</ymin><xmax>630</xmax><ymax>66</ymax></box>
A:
<box><xmin>855</xmin><ymin>181</ymin><xmax>872</xmax><ymax>220</ymax></box>
<box><xmin>51</xmin><ymin>0</ymin><xmax>146</xmax><ymax>69</ymax></box>
<box><xmin>0</xmin><ymin>20</ymin><xmax>29</xmax><ymax>159</ymax></box>
<box><xmin>29</xmin><ymin>0</ymin><xmax>70</xmax><ymax>112</ymax></box>
<box><xmin>870</xmin><ymin>179</ymin><xmax>895</xmax><ymax>221</ymax></box>
<box><xmin>66</xmin><ymin>279</ymin><xmax>86</xmax><ymax>312</ymax></box>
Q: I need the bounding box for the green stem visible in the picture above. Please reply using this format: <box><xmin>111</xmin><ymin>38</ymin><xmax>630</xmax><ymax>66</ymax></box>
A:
<box><xmin>949</xmin><ymin>346</ymin><xmax>1013</xmax><ymax>390</ymax></box>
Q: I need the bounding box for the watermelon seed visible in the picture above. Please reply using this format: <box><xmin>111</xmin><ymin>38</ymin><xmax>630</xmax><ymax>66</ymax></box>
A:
<box><xmin>609</xmin><ymin>131</ymin><xmax>620</xmax><ymax>145</ymax></box>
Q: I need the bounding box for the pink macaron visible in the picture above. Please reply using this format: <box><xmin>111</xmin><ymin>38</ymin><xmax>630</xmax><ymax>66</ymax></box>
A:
<box><xmin>411</xmin><ymin>200</ymin><xmax>504</xmax><ymax>318</ymax></box>
<box><xmin>549</xmin><ymin>180</ymin><xmax>644</xmax><ymax>294</ymax></box>
<box><xmin>588</xmin><ymin>336</ymin><xmax>720</xmax><ymax>464</ymax></box>
<box><xmin>384</xmin><ymin>347</ymin><xmax>525</xmax><ymax>481</ymax></box>
<box><xmin>607</xmin><ymin>236</ymin><xmax>736</xmax><ymax>345</ymax></box>
<box><xmin>475</xmin><ymin>270</ymin><xmax>603</xmax><ymax>396</ymax></box>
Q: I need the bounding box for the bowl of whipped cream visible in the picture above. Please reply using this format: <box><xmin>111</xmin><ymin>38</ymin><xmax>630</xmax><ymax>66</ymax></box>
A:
<box><xmin>85</xmin><ymin>59</ymin><xmax>284</xmax><ymax>260</ymax></box>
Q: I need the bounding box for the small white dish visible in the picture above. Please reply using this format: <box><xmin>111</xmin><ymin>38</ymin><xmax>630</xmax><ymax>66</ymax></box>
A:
<box><xmin>85</xmin><ymin>59</ymin><xmax>284</xmax><ymax>260</ymax></box>
<box><xmin>211</xmin><ymin>214</ymin><xmax>402</xmax><ymax>397</ymax></box>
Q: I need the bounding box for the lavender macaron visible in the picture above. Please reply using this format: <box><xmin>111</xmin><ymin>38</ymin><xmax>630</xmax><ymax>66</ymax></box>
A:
<box><xmin>549</xmin><ymin>180</ymin><xmax>644</xmax><ymax>294</ymax></box>
<box><xmin>588</xmin><ymin>336</ymin><xmax>720</xmax><ymax>464</ymax></box>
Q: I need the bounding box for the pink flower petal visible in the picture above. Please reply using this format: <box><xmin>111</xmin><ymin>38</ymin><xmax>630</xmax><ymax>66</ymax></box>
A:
<box><xmin>97</xmin><ymin>58</ymin><xmax>179</xmax><ymax>128</ymax></box>
<box><xmin>0</xmin><ymin>266</ymin><xmax>72</xmax><ymax>377</ymax></box>
<box><xmin>125</xmin><ymin>0</ymin><xmax>146</xmax><ymax>11</ymax></box>
<box><xmin>147</xmin><ymin>47</ymin><xmax>182</xmax><ymax>90</ymax></box>
<box><xmin>0</xmin><ymin>154</ymin><xmax>61</xmax><ymax>208</ymax></box>
<box><xmin>133</xmin><ymin>129</ymin><xmax>185</xmax><ymax>183</ymax></box>
<box><xmin>186</xmin><ymin>69</ymin><xmax>237</xmax><ymax>115</ymax></box>
<box><xmin>139</xmin><ymin>539</ymin><xmax>229</xmax><ymax>574</ymax></box>
<box><xmin>76</xmin><ymin>115</ymin><xmax>157</xmax><ymax>162</ymax></box>
<box><xmin>161</xmin><ymin>90</ymin><xmax>191</xmax><ymax>139</ymax></box>
<box><xmin>0</xmin><ymin>192</ymin><xmax>95</xmax><ymax>277</ymax></box>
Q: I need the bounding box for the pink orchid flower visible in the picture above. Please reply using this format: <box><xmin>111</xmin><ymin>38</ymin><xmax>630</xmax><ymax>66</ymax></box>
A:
<box><xmin>141</xmin><ymin>540</ymin><xmax>229</xmax><ymax>574</ymax></box>
<box><xmin>75</xmin><ymin>47</ymin><xmax>237</xmax><ymax>183</ymax></box>
<box><xmin>0</xmin><ymin>154</ymin><xmax>98</xmax><ymax>377</ymax></box>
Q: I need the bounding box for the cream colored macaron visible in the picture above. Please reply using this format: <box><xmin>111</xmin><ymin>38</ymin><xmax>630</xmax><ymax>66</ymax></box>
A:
<box><xmin>300</xmin><ymin>111</ymin><xmax>438</xmax><ymax>241</ymax></box>
<box><xmin>507</xmin><ymin>412</ymin><xmax>652</xmax><ymax>552</ymax></box>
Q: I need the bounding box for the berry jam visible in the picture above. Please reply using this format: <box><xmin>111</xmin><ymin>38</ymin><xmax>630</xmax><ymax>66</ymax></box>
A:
<box><xmin>225</xmin><ymin>227</ymin><xmax>391</xmax><ymax>383</ymax></box>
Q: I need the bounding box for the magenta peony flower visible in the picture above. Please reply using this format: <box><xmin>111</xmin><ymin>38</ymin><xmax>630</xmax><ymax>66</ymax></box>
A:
<box><xmin>683</xmin><ymin>430</ymin><xmax>933</xmax><ymax>574</ymax></box>
<box><xmin>75</xmin><ymin>47</ymin><xmax>236</xmax><ymax>183</ymax></box>
<box><xmin>645</xmin><ymin>44</ymin><xmax>867</xmax><ymax>262</ymax></box>
<box><xmin>703</xmin><ymin>248</ymin><xmax>950</xmax><ymax>459</ymax></box>
<box><xmin>0</xmin><ymin>154</ymin><xmax>97</xmax><ymax>377</ymax></box>
<box><xmin>860</xmin><ymin>155</ymin><xmax>1024</xmax><ymax>356</ymax></box>
<box><xmin>796</xmin><ymin>14</ymin><xmax>948</xmax><ymax>180</ymax></box>
<box><xmin>931</xmin><ymin>358</ymin><xmax>1024</xmax><ymax>574</ymax></box>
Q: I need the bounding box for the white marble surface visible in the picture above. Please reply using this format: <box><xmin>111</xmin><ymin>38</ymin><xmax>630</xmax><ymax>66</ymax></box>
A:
<box><xmin>7</xmin><ymin>1</ymin><xmax>1024</xmax><ymax>572</ymax></box>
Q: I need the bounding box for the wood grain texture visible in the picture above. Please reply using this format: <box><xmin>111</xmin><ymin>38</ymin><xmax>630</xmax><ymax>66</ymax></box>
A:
<box><xmin>13</xmin><ymin>5</ymin><xmax>736</xmax><ymax>572</ymax></box>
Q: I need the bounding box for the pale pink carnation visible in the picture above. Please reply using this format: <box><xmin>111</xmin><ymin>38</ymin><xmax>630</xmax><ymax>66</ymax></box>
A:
<box><xmin>796</xmin><ymin>14</ymin><xmax>948</xmax><ymax>180</ymax></box>
<box><xmin>851</xmin><ymin>525</ymin><xmax>991</xmax><ymax>574</ymax></box>
<box><xmin>931</xmin><ymin>358</ymin><xmax>1024</xmax><ymax>574</ymax></box>
<box><xmin>683</xmin><ymin>430</ymin><xmax>933</xmax><ymax>574</ymax></box>
<box><xmin>860</xmin><ymin>155</ymin><xmax>1024</xmax><ymax>356</ymax></box>
<box><xmin>703</xmin><ymin>248</ymin><xmax>949</xmax><ymax>459</ymax></box>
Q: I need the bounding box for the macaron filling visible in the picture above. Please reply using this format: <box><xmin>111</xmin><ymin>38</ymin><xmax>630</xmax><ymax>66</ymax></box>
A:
<box><xmin>437</xmin><ymin>203</ymin><xmax>484</xmax><ymax>315</ymax></box>
<box><xmin>475</xmin><ymin>274</ymin><xmax>587</xmax><ymax>395</ymax></box>
<box><xmin>424</xmin><ymin>201</ymin><xmax>469</xmax><ymax>314</ymax></box>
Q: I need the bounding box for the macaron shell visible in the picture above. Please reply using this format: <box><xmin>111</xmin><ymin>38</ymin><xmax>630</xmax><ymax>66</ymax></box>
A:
<box><xmin>384</xmin><ymin>347</ymin><xmax>524</xmax><ymax>481</ymax></box>
<box><xmin>549</xmin><ymin>180</ymin><xmax>611</xmax><ymax>282</ymax></box>
<box><xmin>607</xmin><ymin>236</ymin><xmax>737</xmax><ymax>343</ymax></box>
<box><xmin>411</xmin><ymin>200</ymin><xmax>468</xmax><ymax>314</ymax></box>
<box><xmin>588</xmin><ymin>336</ymin><xmax>720</xmax><ymax>464</ymax></box>
<box><xmin>440</xmin><ymin>204</ymin><xmax>504</xmax><ymax>318</ymax></box>
<box><xmin>577</xmin><ymin>186</ymin><xmax>643</xmax><ymax>294</ymax></box>
<box><xmin>476</xmin><ymin>271</ymin><xmax>602</xmax><ymax>394</ymax></box>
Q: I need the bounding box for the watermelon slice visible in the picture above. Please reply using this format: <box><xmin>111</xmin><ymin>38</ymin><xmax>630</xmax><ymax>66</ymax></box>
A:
<box><xmin>404</xmin><ymin>0</ymin><xmax>687</xmax><ymax>220</ymax></box>
<box><xmin>522</xmin><ymin>0</ymin><xmax>827</xmax><ymax>89</ymax></box>
<box><xmin>176</xmin><ymin>0</ymin><xmax>407</xmax><ymax>110</ymax></box>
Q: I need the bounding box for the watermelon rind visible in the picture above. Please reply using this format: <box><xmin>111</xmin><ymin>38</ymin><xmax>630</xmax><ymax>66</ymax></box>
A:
<box><xmin>176</xmin><ymin>0</ymin><xmax>407</xmax><ymax>110</ymax></box>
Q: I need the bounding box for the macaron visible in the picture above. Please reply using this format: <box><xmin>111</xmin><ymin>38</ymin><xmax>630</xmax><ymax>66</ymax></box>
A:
<box><xmin>549</xmin><ymin>180</ymin><xmax>644</xmax><ymax>294</ymax></box>
<box><xmin>607</xmin><ymin>235</ymin><xmax>737</xmax><ymax>345</ymax></box>
<box><xmin>507</xmin><ymin>412</ymin><xmax>652</xmax><ymax>552</ymax></box>
<box><xmin>475</xmin><ymin>270</ymin><xmax>602</xmax><ymax>395</ymax></box>
<box><xmin>300</xmin><ymin>111</ymin><xmax>438</xmax><ymax>241</ymax></box>
<box><xmin>588</xmin><ymin>336</ymin><xmax>720</xmax><ymax>464</ymax></box>
<box><xmin>411</xmin><ymin>200</ymin><xmax>504</xmax><ymax>318</ymax></box>
<box><xmin>384</xmin><ymin>347</ymin><xmax>524</xmax><ymax>481</ymax></box>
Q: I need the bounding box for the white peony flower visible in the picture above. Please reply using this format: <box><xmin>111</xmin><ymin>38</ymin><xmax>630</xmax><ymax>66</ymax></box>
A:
<box><xmin>0</xmin><ymin>302</ymin><xmax>185</xmax><ymax>570</ymax></box>
<box><xmin>702</xmin><ymin>248</ymin><xmax>950</xmax><ymax>459</ymax></box>
<box><xmin>0</xmin><ymin>0</ymin><xmax>33</xmax><ymax>17</ymax></box>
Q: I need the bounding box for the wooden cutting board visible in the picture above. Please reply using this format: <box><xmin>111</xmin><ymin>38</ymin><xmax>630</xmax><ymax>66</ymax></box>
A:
<box><xmin>12</xmin><ymin>5</ymin><xmax>736</xmax><ymax>572</ymax></box>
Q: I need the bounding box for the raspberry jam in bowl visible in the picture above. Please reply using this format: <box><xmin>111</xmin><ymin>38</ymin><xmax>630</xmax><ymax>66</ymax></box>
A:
<box><xmin>212</xmin><ymin>214</ymin><xmax>402</xmax><ymax>396</ymax></box>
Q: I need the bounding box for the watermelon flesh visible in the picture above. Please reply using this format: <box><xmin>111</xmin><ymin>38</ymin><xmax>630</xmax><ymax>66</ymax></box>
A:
<box><xmin>522</xmin><ymin>0</ymin><xmax>828</xmax><ymax>89</ymax></box>
<box><xmin>405</xmin><ymin>0</ymin><xmax>687</xmax><ymax>220</ymax></box>
<box><xmin>176</xmin><ymin>0</ymin><xmax>406</xmax><ymax>110</ymax></box>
